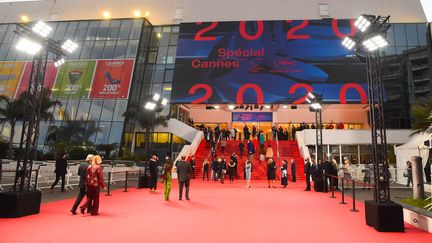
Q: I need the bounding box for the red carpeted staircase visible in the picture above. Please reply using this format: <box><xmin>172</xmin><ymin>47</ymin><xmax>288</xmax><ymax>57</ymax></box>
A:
<box><xmin>191</xmin><ymin>139</ymin><xmax>304</xmax><ymax>180</ymax></box>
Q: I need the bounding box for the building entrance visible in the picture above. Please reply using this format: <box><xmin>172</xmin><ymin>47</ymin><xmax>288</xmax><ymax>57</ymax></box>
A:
<box><xmin>232</xmin><ymin>122</ymin><xmax>272</xmax><ymax>141</ymax></box>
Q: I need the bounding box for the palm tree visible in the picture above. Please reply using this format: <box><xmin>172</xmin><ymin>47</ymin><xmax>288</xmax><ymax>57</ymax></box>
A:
<box><xmin>123</xmin><ymin>100</ymin><xmax>168</xmax><ymax>159</ymax></box>
<box><xmin>410</xmin><ymin>96</ymin><xmax>432</xmax><ymax>135</ymax></box>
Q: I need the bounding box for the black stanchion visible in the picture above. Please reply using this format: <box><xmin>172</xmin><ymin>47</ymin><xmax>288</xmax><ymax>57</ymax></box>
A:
<box><xmin>124</xmin><ymin>171</ymin><xmax>129</xmax><ymax>192</ymax></box>
<box><xmin>350</xmin><ymin>180</ymin><xmax>358</xmax><ymax>212</ymax></box>
<box><xmin>330</xmin><ymin>175</ymin><xmax>336</xmax><ymax>198</ymax></box>
<box><xmin>340</xmin><ymin>177</ymin><xmax>347</xmax><ymax>204</ymax></box>
<box><xmin>106</xmin><ymin>172</ymin><xmax>112</xmax><ymax>196</ymax></box>
<box><xmin>34</xmin><ymin>169</ymin><xmax>39</xmax><ymax>191</ymax></box>
<box><xmin>138</xmin><ymin>170</ymin><xmax>141</xmax><ymax>189</ymax></box>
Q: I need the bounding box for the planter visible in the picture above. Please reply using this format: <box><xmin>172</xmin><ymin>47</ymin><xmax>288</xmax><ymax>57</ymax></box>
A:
<box><xmin>400</xmin><ymin>202</ymin><xmax>432</xmax><ymax>233</ymax></box>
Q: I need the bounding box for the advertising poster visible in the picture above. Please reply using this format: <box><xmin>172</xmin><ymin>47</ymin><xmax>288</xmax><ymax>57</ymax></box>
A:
<box><xmin>89</xmin><ymin>59</ymin><xmax>134</xmax><ymax>99</ymax></box>
<box><xmin>15</xmin><ymin>61</ymin><xmax>58</xmax><ymax>99</ymax></box>
<box><xmin>171</xmin><ymin>19</ymin><xmax>368</xmax><ymax>104</ymax></box>
<box><xmin>0</xmin><ymin>62</ymin><xmax>25</xmax><ymax>98</ymax></box>
<box><xmin>232</xmin><ymin>112</ymin><xmax>273</xmax><ymax>122</ymax></box>
<box><xmin>51</xmin><ymin>60</ymin><xmax>96</xmax><ymax>99</ymax></box>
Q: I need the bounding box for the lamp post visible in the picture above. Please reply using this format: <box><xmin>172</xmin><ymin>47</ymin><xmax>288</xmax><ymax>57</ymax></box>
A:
<box><xmin>0</xmin><ymin>21</ymin><xmax>78</xmax><ymax>218</ymax></box>
<box><xmin>342</xmin><ymin>14</ymin><xmax>404</xmax><ymax>232</ymax></box>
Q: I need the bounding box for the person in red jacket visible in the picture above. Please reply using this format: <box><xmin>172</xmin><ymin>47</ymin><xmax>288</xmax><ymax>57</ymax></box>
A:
<box><xmin>80</xmin><ymin>155</ymin><xmax>106</xmax><ymax>216</ymax></box>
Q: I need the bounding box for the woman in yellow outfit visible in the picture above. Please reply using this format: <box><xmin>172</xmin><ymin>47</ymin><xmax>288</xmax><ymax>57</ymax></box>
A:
<box><xmin>163</xmin><ymin>158</ymin><xmax>174</xmax><ymax>201</ymax></box>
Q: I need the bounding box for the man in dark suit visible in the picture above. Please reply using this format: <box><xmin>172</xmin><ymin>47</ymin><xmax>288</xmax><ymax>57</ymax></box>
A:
<box><xmin>304</xmin><ymin>158</ymin><xmax>311</xmax><ymax>191</ymax></box>
<box><xmin>70</xmin><ymin>154</ymin><xmax>93</xmax><ymax>215</ymax></box>
<box><xmin>176</xmin><ymin>155</ymin><xmax>192</xmax><ymax>200</ymax></box>
<box><xmin>239</xmin><ymin>142</ymin><xmax>245</xmax><ymax>158</ymax></box>
<box><xmin>50</xmin><ymin>153</ymin><xmax>68</xmax><ymax>192</ymax></box>
<box><xmin>290</xmin><ymin>159</ymin><xmax>297</xmax><ymax>182</ymax></box>
<box><xmin>189</xmin><ymin>155</ymin><xmax>196</xmax><ymax>179</ymax></box>
<box><xmin>149</xmin><ymin>155</ymin><xmax>159</xmax><ymax>192</ymax></box>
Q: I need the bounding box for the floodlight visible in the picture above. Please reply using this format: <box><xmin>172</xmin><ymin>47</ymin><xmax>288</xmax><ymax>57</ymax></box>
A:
<box><xmin>16</xmin><ymin>37</ymin><xmax>42</xmax><ymax>55</ymax></box>
<box><xmin>354</xmin><ymin>15</ymin><xmax>371</xmax><ymax>32</ymax></box>
<box><xmin>282</xmin><ymin>105</ymin><xmax>288</xmax><ymax>109</ymax></box>
<box><xmin>362</xmin><ymin>35</ymin><xmax>388</xmax><ymax>52</ymax></box>
<box><xmin>161</xmin><ymin>98</ymin><xmax>168</xmax><ymax>106</ymax></box>
<box><xmin>153</xmin><ymin>93</ymin><xmax>160</xmax><ymax>101</ymax></box>
<box><xmin>133</xmin><ymin>10</ymin><xmax>141</xmax><ymax>18</ymax></box>
<box><xmin>54</xmin><ymin>58</ymin><xmax>65</xmax><ymax>67</ymax></box>
<box><xmin>311</xmin><ymin>103</ymin><xmax>322</xmax><ymax>110</ymax></box>
<box><xmin>305</xmin><ymin>98</ymin><xmax>311</xmax><ymax>104</ymax></box>
<box><xmin>214</xmin><ymin>105</ymin><xmax>220</xmax><ymax>109</ymax></box>
<box><xmin>342</xmin><ymin>37</ymin><xmax>356</xmax><ymax>50</ymax></box>
<box><xmin>61</xmin><ymin>40</ymin><xmax>78</xmax><ymax>53</ymax></box>
<box><xmin>145</xmin><ymin>102</ymin><xmax>156</xmax><ymax>110</ymax></box>
<box><xmin>228</xmin><ymin>105</ymin><xmax>235</xmax><ymax>110</ymax></box>
<box><xmin>264</xmin><ymin>105</ymin><xmax>271</xmax><ymax>109</ymax></box>
<box><xmin>307</xmin><ymin>92</ymin><xmax>315</xmax><ymax>99</ymax></box>
<box><xmin>32</xmin><ymin>21</ymin><xmax>52</xmax><ymax>37</ymax></box>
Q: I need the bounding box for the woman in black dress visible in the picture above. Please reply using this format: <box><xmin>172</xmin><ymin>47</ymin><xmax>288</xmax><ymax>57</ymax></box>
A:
<box><xmin>228</xmin><ymin>159</ymin><xmax>236</xmax><ymax>183</ymax></box>
<box><xmin>280</xmin><ymin>160</ymin><xmax>288</xmax><ymax>188</ymax></box>
<box><xmin>267</xmin><ymin>158</ymin><xmax>277</xmax><ymax>188</ymax></box>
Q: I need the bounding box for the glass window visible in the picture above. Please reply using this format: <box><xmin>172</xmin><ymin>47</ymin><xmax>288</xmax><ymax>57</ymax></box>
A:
<box><xmin>393</xmin><ymin>24</ymin><xmax>407</xmax><ymax>46</ymax></box>
<box><xmin>158</xmin><ymin>32</ymin><xmax>170</xmax><ymax>46</ymax></box>
<box><xmin>153</xmin><ymin>70</ymin><xmax>164</xmax><ymax>83</ymax></box>
<box><xmin>156</xmin><ymin>47</ymin><xmax>168</xmax><ymax>63</ymax></box>
<box><xmin>2</xmin><ymin>25</ymin><xmax>16</xmax><ymax>44</ymax></box>
<box><xmin>167</xmin><ymin>46</ymin><xmax>177</xmax><ymax>64</ymax></box>
<box><xmin>0</xmin><ymin>44</ymin><xmax>10</xmax><ymax>60</ymax></box>
<box><xmin>74</xmin><ymin>21</ymin><xmax>89</xmax><ymax>41</ymax></box>
<box><xmin>405</xmin><ymin>24</ymin><xmax>419</xmax><ymax>46</ymax></box>
<box><xmin>164</xmin><ymin>69</ymin><xmax>173</xmax><ymax>82</ymax></box>
<box><xmin>417</xmin><ymin>23</ymin><xmax>427</xmax><ymax>46</ymax></box>
<box><xmin>386</xmin><ymin>25</ymin><xmax>396</xmax><ymax>46</ymax></box>
<box><xmin>76</xmin><ymin>99</ymin><xmax>91</xmax><ymax>121</ymax></box>
<box><xmin>114</xmin><ymin>40</ymin><xmax>127</xmax><ymax>58</ymax></box>
<box><xmin>118</xmin><ymin>20</ymin><xmax>132</xmax><ymax>39</ymax></box>
<box><xmin>113</xmin><ymin>100</ymin><xmax>127</xmax><ymax>121</ymax></box>
<box><xmin>91</xmin><ymin>41</ymin><xmax>105</xmax><ymax>59</ymax></box>
<box><xmin>97</xmin><ymin>21</ymin><xmax>110</xmax><ymax>40</ymax></box>
<box><xmin>129</xmin><ymin>19</ymin><xmax>143</xmax><ymax>39</ymax></box>
<box><xmin>45</xmin><ymin>121</ymin><xmax>61</xmax><ymax>144</ymax></box>
<box><xmin>170</xmin><ymin>33</ymin><xmax>178</xmax><ymax>45</ymax></box>
<box><xmin>54</xmin><ymin>22</ymin><xmax>68</xmax><ymax>41</ymax></box>
<box><xmin>53</xmin><ymin>100</ymin><xmax>67</xmax><ymax>120</ymax></box>
<box><xmin>95</xmin><ymin>122</ymin><xmax>111</xmax><ymax>144</ymax></box>
<box><xmin>102</xmin><ymin>40</ymin><xmax>116</xmax><ymax>58</ymax></box>
<box><xmin>64</xmin><ymin>22</ymin><xmax>78</xmax><ymax>40</ymax></box>
<box><xmin>89</xmin><ymin>100</ymin><xmax>103</xmax><ymax>121</ymax></box>
<box><xmin>108</xmin><ymin>20</ymin><xmax>121</xmax><ymax>39</ymax></box>
<box><xmin>68</xmin><ymin>41</ymin><xmax>82</xmax><ymax>59</ymax></box>
<box><xmin>171</xmin><ymin>26</ymin><xmax>180</xmax><ymax>33</ymax></box>
<box><xmin>100</xmin><ymin>100</ymin><xmax>115</xmax><ymax>121</ymax></box>
<box><xmin>108</xmin><ymin>122</ymin><xmax>124</xmax><ymax>144</ymax></box>
<box><xmin>85</xmin><ymin>21</ymin><xmax>100</xmax><ymax>41</ymax></box>
<box><xmin>126</xmin><ymin>40</ymin><xmax>138</xmax><ymax>58</ymax></box>
<box><xmin>65</xmin><ymin>99</ymin><xmax>79</xmax><ymax>120</ymax></box>
<box><xmin>84</xmin><ymin>120</ymin><xmax>98</xmax><ymax>145</ymax></box>
<box><xmin>151</xmin><ymin>83</ymin><xmax>162</xmax><ymax>94</ymax></box>
<box><xmin>80</xmin><ymin>41</ymin><xmax>94</xmax><ymax>59</ymax></box>
<box><xmin>147</xmin><ymin>51</ymin><xmax>157</xmax><ymax>63</ymax></box>
<box><xmin>0</xmin><ymin>25</ymin><xmax>9</xmax><ymax>43</ymax></box>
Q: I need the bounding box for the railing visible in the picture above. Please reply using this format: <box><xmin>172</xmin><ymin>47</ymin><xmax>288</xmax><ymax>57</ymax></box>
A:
<box><xmin>105</xmin><ymin>169</ymin><xmax>141</xmax><ymax>196</ymax></box>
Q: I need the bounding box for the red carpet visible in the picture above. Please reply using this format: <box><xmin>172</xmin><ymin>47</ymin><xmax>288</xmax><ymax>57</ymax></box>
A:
<box><xmin>0</xmin><ymin>180</ymin><xmax>431</xmax><ymax>243</ymax></box>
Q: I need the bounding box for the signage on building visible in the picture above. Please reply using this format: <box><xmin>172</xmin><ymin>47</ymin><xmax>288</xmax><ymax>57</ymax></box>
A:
<box><xmin>15</xmin><ymin>61</ymin><xmax>58</xmax><ymax>98</ymax></box>
<box><xmin>232</xmin><ymin>112</ymin><xmax>272</xmax><ymax>122</ymax></box>
<box><xmin>171</xmin><ymin>19</ymin><xmax>368</xmax><ymax>104</ymax></box>
<box><xmin>0</xmin><ymin>62</ymin><xmax>25</xmax><ymax>97</ymax></box>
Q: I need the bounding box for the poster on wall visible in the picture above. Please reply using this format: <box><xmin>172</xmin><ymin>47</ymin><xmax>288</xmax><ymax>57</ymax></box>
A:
<box><xmin>89</xmin><ymin>59</ymin><xmax>134</xmax><ymax>99</ymax></box>
<box><xmin>51</xmin><ymin>60</ymin><xmax>96</xmax><ymax>99</ymax></box>
<box><xmin>232</xmin><ymin>112</ymin><xmax>273</xmax><ymax>122</ymax></box>
<box><xmin>0</xmin><ymin>61</ymin><xmax>25</xmax><ymax>98</ymax></box>
<box><xmin>15</xmin><ymin>61</ymin><xmax>58</xmax><ymax>98</ymax></box>
<box><xmin>171</xmin><ymin>19</ymin><xmax>368</xmax><ymax>104</ymax></box>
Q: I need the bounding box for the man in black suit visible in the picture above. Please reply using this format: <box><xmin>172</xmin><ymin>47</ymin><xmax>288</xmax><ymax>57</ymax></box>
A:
<box><xmin>50</xmin><ymin>153</ymin><xmax>68</xmax><ymax>192</ymax></box>
<box><xmin>304</xmin><ymin>158</ymin><xmax>311</xmax><ymax>191</ymax></box>
<box><xmin>70</xmin><ymin>154</ymin><xmax>93</xmax><ymax>215</ymax></box>
<box><xmin>239</xmin><ymin>142</ymin><xmax>245</xmax><ymax>158</ymax></box>
<box><xmin>149</xmin><ymin>155</ymin><xmax>159</xmax><ymax>192</ymax></box>
<box><xmin>189</xmin><ymin>155</ymin><xmax>196</xmax><ymax>179</ymax></box>
<box><xmin>176</xmin><ymin>155</ymin><xmax>192</xmax><ymax>200</ymax></box>
<box><xmin>290</xmin><ymin>159</ymin><xmax>297</xmax><ymax>182</ymax></box>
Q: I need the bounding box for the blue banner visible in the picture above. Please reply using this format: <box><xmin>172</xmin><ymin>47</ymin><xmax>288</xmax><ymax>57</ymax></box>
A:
<box><xmin>232</xmin><ymin>112</ymin><xmax>273</xmax><ymax>122</ymax></box>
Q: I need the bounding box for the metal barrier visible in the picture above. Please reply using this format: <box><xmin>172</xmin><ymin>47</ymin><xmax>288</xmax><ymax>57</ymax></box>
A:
<box><xmin>105</xmin><ymin>169</ymin><xmax>141</xmax><ymax>196</ymax></box>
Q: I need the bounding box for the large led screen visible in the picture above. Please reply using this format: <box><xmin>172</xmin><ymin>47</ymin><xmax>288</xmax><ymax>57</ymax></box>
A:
<box><xmin>171</xmin><ymin>19</ymin><xmax>368</xmax><ymax>104</ymax></box>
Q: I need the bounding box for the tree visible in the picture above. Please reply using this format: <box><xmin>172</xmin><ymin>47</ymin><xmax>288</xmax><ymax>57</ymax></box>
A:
<box><xmin>410</xmin><ymin>96</ymin><xmax>432</xmax><ymax>135</ymax></box>
<box><xmin>123</xmin><ymin>100</ymin><xmax>168</xmax><ymax>159</ymax></box>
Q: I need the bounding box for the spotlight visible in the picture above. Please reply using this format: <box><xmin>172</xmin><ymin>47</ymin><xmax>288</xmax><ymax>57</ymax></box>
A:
<box><xmin>214</xmin><ymin>105</ymin><xmax>220</xmax><ymax>109</ymax></box>
<box><xmin>354</xmin><ymin>15</ymin><xmax>371</xmax><ymax>32</ymax></box>
<box><xmin>153</xmin><ymin>93</ymin><xmax>160</xmax><ymax>101</ymax></box>
<box><xmin>143</xmin><ymin>11</ymin><xmax>150</xmax><ymax>17</ymax></box>
<box><xmin>145</xmin><ymin>102</ymin><xmax>156</xmax><ymax>110</ymax></box>
<box><xmin>156</xmin><ymin>33</ymin><xmax>162</xmax><ymax>38</ymax></box>
<box><xmin>362</xmin><ymin>35</ymin><xmax>388</xmax><ymax>52</ymax></box>
<box><xmin>61</xmin><ymin>39</ymin><xmax>78</xmax><ymax>53</ymax></box>
<box><xmin>54</xmin><ymin>58</ymin><xmax>65</xmax><ymax>67</ymax></box>
<box><xmin>264</xmin><ymin>105</ymin><xmax>271</xmax><ymax>109</ymax></box>
<box><xmin>21</xmin><ymin>15</ymin><xmax>29</xmax><ymax>23</ymax></box>
<box><xmin>282</xmin><ymin>105</ymin><xmax>288</xmax><ymax>109</ymax></box>
<box><xmin>16</xmin><ymin>37</ymin><xmax>42</xmax><ymax>55</ymax></box>
<box><xmin>260</xmin><ymin>106</ymin><xmax>264</xmax><ymax>111</ymax></box>
<box><xmin>307</xmin><ymin>92</ymin><xmax>315</xmax><ymax>99</ymax></box>
<box><xmin>133</xmin><ymin>10</ymin><xmax>141</xmax><ymax>18</ymax></box>
<box><xmin>239</xmin><ymin>105</ymin><xmax>244</xmax><ymax>109</ymax></box>
<box><xmin>228</xmin><ymin>105</ymin><xmax>235</xmax><ymax>110</ymax></box>
<box><xmin>305</xmin><ymin>98</ymin><xmax>312</xmax><ymax>104</ymax></box>
<box><xmin>254</xmin><ymin>105</ymin><xmax>259</xmax><ymax>109</ymax></box>
<box><xmin>342</xmin><ymin>37</ymin><xmax>356</xmax><ymax>50</ymax></box>
<box><xmin>32</xmin><ymin>21</ymin><xmax>52</xmax><ymax>37</ymax></box>
<box><xmin>161</xmin><ymin>98</ymin><xmax>168</xmax><ymax>106</ymax></box>
<box><xmin>245</xmin><ymin>105</ymin><xmax>249</xmax><ymax>110</ymax></box>
<box><xmin>311</xmin><ymin>103</ymin><xmax>322</xmax><ymax>110</ymax></box>
<box><xmin>102</xmin><ymin>11</ymin><xmax>111</xmax><ymax>19</ymax></box>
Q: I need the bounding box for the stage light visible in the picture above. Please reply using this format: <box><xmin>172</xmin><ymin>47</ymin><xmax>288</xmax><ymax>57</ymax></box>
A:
<box><xmin>311</xmin><ymin>103</ymin><xmax>322</xmax><ymax>110</ymax></box>
<box><xmin>144</xmin><ymin>11</ymin><xmax>150</xmax><ymax>17</ymax></box>
<box><xmin>145</xmin><ymin>102</ymin><xmax>156</xmax><ymax>110</ymax></box>
<box><xmin>239</xmin><ymin>105</ymin><xmax>244</xmax><ymax>109</ymax></box>
<box><xmin>214</xmin><ymin>105</ymin><xmax>220</xmax><ymax>109</ymax></box>
<box><xmin>156</xmin><ymin>33</ymin><xmax>162</xmax><ymax>38</ymax></box>
<box><xmin>282</xmin><ymin>105</ymin><xmax>288</xmax><ymax>109</ymax></box>
<box><xmin>342</xmin><ymin>37</ymin><xmax>356</xmax><ymax>50</ymax></box>
<box><xmin>102</xmin><ymin>11</ymin><xmax>111</xmax><ymax>19</ymax></box>
<box><xmin>21</xmin><ymin>15</ymin><xmax>29</xmax><ymax>23</ymax></box>
<box><xmin>32</xmin><ymin>21</ymin><xmax>52</xmax><ymax>37</ymax></box>
<box><xmin>354</xmin><ymin>15</ymin><xmax>371</xmax><ymax>32</ymax></box>
<box><xmin>133</xmin><ymin>10</ymin><xmax>141</xmax><ymax>18</ymax></box>
<box><xmin>61</xmin><ymin>39</ymin><xmax>78</xmax><ymax>53</ymax></box>
<box><xmin>161</xmin><ymin>98</ymin><xmax>168</xmax><ymax>106</ymax></box>
<box><xmin>228</xmin><ymin>105</ymin><xmax>235</xmax><ymax>110</ymax></box>
<box><xmin>307</xmin><ymin>92</ymin><xmax>315</xmax><ymax>99</ymax></box>
<box><xmin>259</xmin><ymin>106</ymin><xmax>264</xmax><ymax>111</ymax></box>
<box><xmin>153</xmin><ymin>93</ymin><xmax>160</xmax><ymax>101</ymax></box>
<box><xmin>362</xmin><ymin>35</ymin><xmax>388</xmax><ymax>51</ymax></box>
<box><xmin>54</xmin><ymin>58</ymin><xmax>65</xmax><ymax>67</ymax></box>
<box><xmin>305</xmin><ymin>98</ymin><xmax>312</xmax><ymax>104</ymax></box>
<box><xmin>16</xmin><ymin>37</ymin><xmax>42</xmax><ymax>55</ymax></box>
<box><xmin>254</xmin><ymin>105</ymin><xmax>259</xmax><ymax>109</ymax></box>
<box><xmin>264</xmin><ymin>105</ymin><xmax>271</xmax><ymax>109</ymax></box>
<box><xmin>245</xmin><ymin>105</ymin><xmax>249</xmax><ymax>110</ymax></box>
